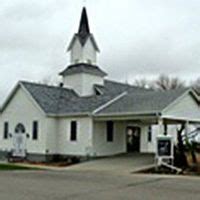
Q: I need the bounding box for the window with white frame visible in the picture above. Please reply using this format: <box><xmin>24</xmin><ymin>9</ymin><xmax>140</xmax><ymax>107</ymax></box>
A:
<box><xmin>3</xmin><ymin>122</ymin><xmax>9</xmax><ymax>139</ymax></box>
<box><xmin>70</xmin><ymin>121</ymin><xmax>77</xmax><ymax>141</ymax></box>
<box><xmin>32</xmin><ymin>121</ymin><xmax>38</xmax><ymax>140</ymax></box>
<box><xmin>148</xmin><ymin>126</ymin><xmax>152</xmax><ymax>142</ymax></box>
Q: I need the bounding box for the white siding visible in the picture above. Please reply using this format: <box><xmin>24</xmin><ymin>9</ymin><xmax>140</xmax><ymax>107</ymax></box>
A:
<box><xmin>0</xmin><ymin>87</ymin><xmax>47</xmax><ymax>154</ymax></box>
<box><xmin>70</xmin><ymin>39</ymin><xmax>82</xmax><ymax>64</ymax></box>
<box><xmin>162</xmin><ymin>93</ymin><xmax>200</xmax><ymax>120</ymax></box>
<box><xmin>57</xmin><ymin>117</ymin><xmax>93</xmax><ymax>156</ymax></box>
<box><xmin>82</xmin><ymin>38</ymin><xmax>97</xmax><ymax>64</ymax></box>
<box><xmin>141</xmin><ymin>93</ymin><xmax>200</xmax><ymax>153</ymax></box>
<box><xmin>139</xmin><ymin>126</ymin><xmax>149</xmax><ymax>153</ymax></box>
<box><xmin>63</xmin><ymin>73</ymin><xmax>84</xmax><ymax>95</ymax></box>
<box><xmin>140</xmin><ymin>125</ymin><xmax>178</xmax><ymax>153</ymax></box>
<box><xmin>70</xmin><ymin>37</ymin><xmax>97</xmax><ymax>65</ymax></box>
<box><xmin>82</xmin><ymin>73</ymin><xmax>104</xmax><ymax>95</ymax></box>
<box><xmin>45</xmin><ymin>118</ymin><xmax>58</xmax><ymax>154</ymax></box>
<box><xmin>93</xmin><ymin>121</ymin><xmax>126</xmax><ymax>156</ymax></box>
<box><xmin>63</xmin><ymin>73</ymin><xmax>104</xmax><ymax>96</ymax></box>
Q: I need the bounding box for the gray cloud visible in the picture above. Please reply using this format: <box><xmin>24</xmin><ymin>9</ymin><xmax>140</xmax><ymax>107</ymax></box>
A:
<box><xmin>1</xmin><ymin>0</ymin><xmax>200</xmax><ymax>103</ymax></box>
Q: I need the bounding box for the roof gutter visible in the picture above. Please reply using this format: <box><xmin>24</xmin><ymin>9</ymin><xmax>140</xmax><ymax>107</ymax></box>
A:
<box><xmin>190</xmin><ymin>89</ymin><xmax>200</xmax><ymax>103</ymax></box>
<box><xmin>93</xmin><ymin>111</ymin><xmax>160</xmax><ymax>118</ymax></box>
<box><xmin>46</xmin><ymin>112</ymin><xmax>91</xmax><ymax>118</ymax></box>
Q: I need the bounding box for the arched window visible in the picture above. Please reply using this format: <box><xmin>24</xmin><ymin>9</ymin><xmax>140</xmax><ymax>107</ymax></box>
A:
<box><xmin>15</xmin><ymin>123</ymin><xmax>26</xmax><ymax>134</ymax></box>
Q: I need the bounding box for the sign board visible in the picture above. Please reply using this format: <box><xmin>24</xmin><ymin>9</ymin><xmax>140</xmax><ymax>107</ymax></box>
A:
<box><xmin>156</xmin><ymin>135</ymin><xmax>174</xmax><ymax>159</ymax></box>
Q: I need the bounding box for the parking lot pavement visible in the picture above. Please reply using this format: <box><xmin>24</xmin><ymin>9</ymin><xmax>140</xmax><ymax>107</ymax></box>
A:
<box><xmin>65</xmin><ymin>153</ymin><xmax>155</xmax><ymax>174</ymax></box>
<box><xmin>0</xmin><ymin>170</ymin><xmax>200</xmax><ymax>200</ymax></box>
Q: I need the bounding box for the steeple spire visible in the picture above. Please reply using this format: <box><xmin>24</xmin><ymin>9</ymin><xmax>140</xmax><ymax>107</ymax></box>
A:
<box><xmin>67</xmin><ymin>6</ymin><xmax>100</xmax><ymax>64</ymax></box>
<box><xmin>62</xmin><ymin>5</ymin><xmax>106</xmax><ymax>96</ymax></box>
<box><xmin>78</xmin><ymin>7</ymin><xmax>90</xmax><ymax>35</ymax></box>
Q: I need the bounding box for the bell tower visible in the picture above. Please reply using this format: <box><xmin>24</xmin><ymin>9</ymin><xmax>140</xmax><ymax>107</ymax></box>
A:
<box><xmin>60</xmin><ymin>7</ymin><xmax>107</xmax><ymax>96</ymax></box>
<box><xmin>67</xmin><ymin>7</ymin><xmax>100</xmax><ymax>65</ymax></box>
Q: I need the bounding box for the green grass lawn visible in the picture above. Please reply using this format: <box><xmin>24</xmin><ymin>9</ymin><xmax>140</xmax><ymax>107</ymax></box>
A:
<box><xmin>0</xmin><ymin>163</ymin><xmax>39</xmax><ymax>170</ymax></box>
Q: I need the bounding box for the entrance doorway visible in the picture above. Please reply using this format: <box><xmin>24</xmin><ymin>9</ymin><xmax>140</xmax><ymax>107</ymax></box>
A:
<box><xmin>126</xmin><ymin>126</ymin><xmax>141</xmax><ymax>152</ymax></box>
<box><xmin>13</xmin><ymin>123</ymin><xmax>26</xmax><ymax>157</ymax></box>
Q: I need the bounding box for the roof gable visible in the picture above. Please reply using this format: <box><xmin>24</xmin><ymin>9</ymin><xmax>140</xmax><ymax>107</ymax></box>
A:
<box><xmin>1</xmin><ymin>82</ymin><xmax>45</xmax><ymax>115</ymax></box>
<box><xmin>21</xmin><ymin>81</ymin><xmax>78</xmax><ymax>115</ymax></box>
<box><xmin>162</xmin><ymin>89</ymin><xmax>200</xmax><ymax>121</ymax></box>
<box><xmin>67</xmin><ymin>34</ymin><xmax>100</xmax><ymax>52</ymax></box>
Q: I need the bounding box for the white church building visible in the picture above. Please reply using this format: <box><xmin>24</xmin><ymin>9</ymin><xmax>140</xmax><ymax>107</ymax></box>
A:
<box><xmin>0</xmin><ymin>7</ymin><xmax>200</xmax><ymax>161</ymax></box>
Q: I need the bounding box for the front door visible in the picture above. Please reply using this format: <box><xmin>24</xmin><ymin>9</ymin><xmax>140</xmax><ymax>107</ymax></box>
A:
<box><xmin>127</xmin><ymin>126</ymin><xmax>141</xmax><ymax>152</ymax></box>
<box><xmin>13</xmin><ymin>123</ymin><xmax>26</xmax><ymax>157</ymax></box>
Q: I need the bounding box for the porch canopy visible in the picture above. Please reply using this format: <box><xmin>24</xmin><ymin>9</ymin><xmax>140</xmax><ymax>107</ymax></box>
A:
<box><xmin>93</xmin><ymin>88</ymin><xmax>200</xmax><ymax>133</ymax></box>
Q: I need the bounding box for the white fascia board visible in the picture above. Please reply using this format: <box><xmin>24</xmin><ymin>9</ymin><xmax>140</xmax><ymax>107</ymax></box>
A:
<box><xmin>47</xmin><ymin>112</ymin><xmax>90</xmax><ymax>118</ymax></box>
<box><xmin>94</xmin><ymin>111</ymin><xmax>159</xmax><ymax>117</ymax></box>
<box><xmin>92</xmin><ymin>92</ymin><xmax>128</xmax><ymax>115</ymax></box>
<box><xmin>190</xmin><ymin>89</ymin><xmax>200</xmax><ymax>102</ymax></box>
<box><xmin>1</xmin><ymin>81</ymin><xmax>20</xmax><ymax>112</ymax></box>
<box><xmin>67</xmin><ymin>35</ymin><xmax>81</xmax><ymax>51</ymax></box>
<box><xmin>90</xmin><ymin>34</ymin><xmax>100</xmax><ymax>52</ymax></box>
<box><xmin>161</xmin><ymin>115</ymin><xmax>200</xmax><ymax>123</ymax></box>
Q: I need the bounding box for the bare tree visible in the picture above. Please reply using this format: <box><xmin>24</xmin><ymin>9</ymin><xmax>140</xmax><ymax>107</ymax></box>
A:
<box><xmin>176</xmin><ymin>124</ymin><xmax>188</xmax><ymax>168</ymax></box>
<box><xmin>152</xmin><ymin>74</ymin><xmax>185</xmax><ymax>91</ymax></box>
<box><xmin>191</xmin><ymin>77</ymin><xmax>200</xmax><ymax>94</ymax></box>
<box><xmin>133</xmin><ymin>74</ymin><xmax>185</xmax><ymax>90</ymax></box>
<box><xmin>134</xmin><ymin>78</ymin><xmax>150</xmax><ymax>89</ymax></box>
<box><xmin>39</xmin><ymin>75</ymin><xmax>61</xmax><ymax>86</ymax></box>
<box><xmin>40</xmin><ymin>76</ymin><xmax>52</xmax><ymax>85</ymax></box>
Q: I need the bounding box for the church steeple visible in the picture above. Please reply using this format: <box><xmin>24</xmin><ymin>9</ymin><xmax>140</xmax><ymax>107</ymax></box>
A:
<box><xmin>78</xmin><ymin>7</ymin><xmax>90</xmax><ymax>37</ymax></box>
<box><xmin>77</xmin><ymin>7</ymin><xmax>90</xmax><ymax>46</ymax></box>
<box><xmin>61</xmin><ymin>7</ymin><xmax>106</xmax><ymax>97</ymax></box>
<box><xmin>67</xmin><ymin>7</ymin><xmax>100</xmax><ymax>65</ymax></box>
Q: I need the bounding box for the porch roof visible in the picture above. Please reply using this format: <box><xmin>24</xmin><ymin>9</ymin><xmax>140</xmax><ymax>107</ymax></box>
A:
<box><xmin>93</xmin><ymin>112</ymin><xmax>200</xmax><ymax>124</ymax></box>
<box><xmin>94</xmin><ymin>88</ymin><xmax>188</xmax><ymax>115</ymax></box>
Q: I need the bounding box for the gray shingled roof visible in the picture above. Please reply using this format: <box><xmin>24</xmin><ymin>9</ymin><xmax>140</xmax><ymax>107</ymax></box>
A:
<box><xmin>94</xmin><ymin>80</ymin><xmax>148</xmax><ymax>95</ymax></box>
<box><xmin>95</xmin><ymin>88</ymin><xmax>188</xmax><ymax>115</ymax></box>
<box><xmin>20</xmin><ymin>80</ymin><xmax>188</xmax><ymax>116</ymax></box>
<box><xmin>60</xmin><ymin>63</ymin><xmax>107</xmax><ymax>77</ymax></box>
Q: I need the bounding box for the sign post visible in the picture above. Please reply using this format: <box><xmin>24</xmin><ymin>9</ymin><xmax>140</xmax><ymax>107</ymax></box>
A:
<box><xmin>156</xmin><ymin>135</ymin><xmax>174</xmax><ymax>166</ymax></box>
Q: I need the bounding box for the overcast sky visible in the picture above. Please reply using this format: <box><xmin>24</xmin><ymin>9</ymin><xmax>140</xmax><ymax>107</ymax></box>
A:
<box><xmin>1</xmin><ymin>0</ymin><xmax>200</xmax><ymax>103</ymax></box>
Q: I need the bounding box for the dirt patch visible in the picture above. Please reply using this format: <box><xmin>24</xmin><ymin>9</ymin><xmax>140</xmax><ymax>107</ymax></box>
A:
<box><xmin>26</xmin><ymin>161</ymin><xmax>73</xmax><ymax>167</ymax></box>
<box><xmin>9</xmin><ymin>156</ymin><xmax>81</xmax><ymax>167</ymax></box>
<box><xmin>10</xmin><ymin>161</ymin><xmax>75</xmax><ymax>168</ymax></box>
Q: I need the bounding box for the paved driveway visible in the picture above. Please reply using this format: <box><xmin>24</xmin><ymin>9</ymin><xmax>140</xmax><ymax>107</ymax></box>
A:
<box><xmin>0</xmin><ymin>154</ymin><xmax>200</xmax><ymax>200</ymax></box>
<box><xmin>67</xmin><ymin>153</ymin><xmax>155</xmax><ymax>174</ymax></box>
<box><xmin>0</xmin><ymin>170</ymin><xmax>200</xmax><ymax>200</ymax></box>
